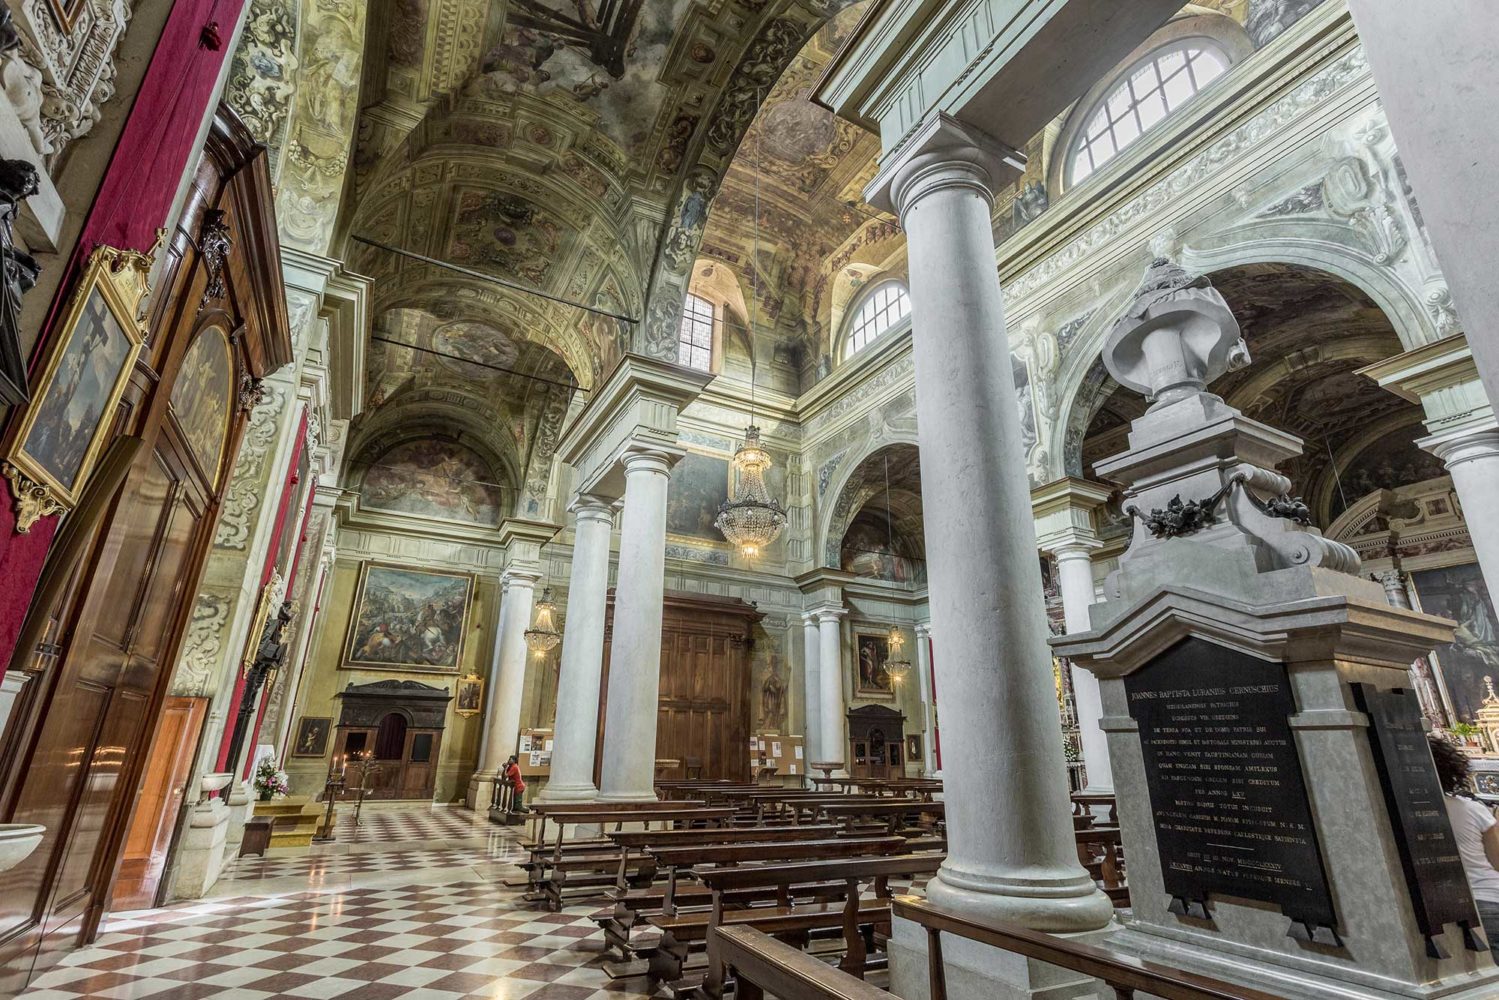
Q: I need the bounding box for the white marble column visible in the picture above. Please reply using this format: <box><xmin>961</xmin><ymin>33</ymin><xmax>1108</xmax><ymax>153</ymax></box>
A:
<box><xmin>1426</xmin><ymin>428</ymin><xmax>1499</xmax><ymax>597</ymax></box>
<box><xmin>914</xmin><ymin>622</ymin><xmax>938</xmax><ymax>778</ymax></box>
<box><xmin>598</xmin><ymin>450</ymin><xmax>674</xmax><ymax>801</ymax></box>
<box><xmin>538</xmin><ymin>497</ymin><xmax>615</xmax><ymax>802</ymax></box>
<box><xmin>1053</xmin><ymin>544</ymin><xmax>1112</xmax><ymax>794</ymax></box>
<box><xmin>814</xmin><ymin>607</ymin><xmax>847</xmax><ymax>768</ymax></box>
<box><xmin>800</xmin><ymin>612</ymin><xmax>821</xmax><ymax>779</ymax></box>
<box><xmin>468</xmin><ymin>568</ymin><xmax>540</xmax><ymax>809</ymax></box>
<box><xmin>867</xmin><ymin>114</ymin><xmax>1111</xmax><ymax>931</ymax></box>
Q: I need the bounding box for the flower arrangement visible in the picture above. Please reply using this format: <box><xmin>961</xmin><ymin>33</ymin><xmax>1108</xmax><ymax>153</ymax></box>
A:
<box><xmin>254</xmin><ymin>758</ymin><xmax>289</xmax><ymax>801</ymax></box>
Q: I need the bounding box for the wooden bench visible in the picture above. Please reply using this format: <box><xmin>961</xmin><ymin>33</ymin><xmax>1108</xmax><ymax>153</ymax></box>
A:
<box><xmin>895</xmin><ymin>894</ymin><xmax>1286</xmax><ymax>1000</ymax></box>
<box><xmin>684</xmin><ymin>852</ymin><xmax>946</xmax><ymax>997</ymax></box>
<box><xmin>817</xmin><ymin>800</ymin><xmax>945</xmax><ymax>836</ymax></box>
<box><xmin>714</xmin><ymin>926</ymin><xmax>896</xmax><ymax>1000</ymax></box>
<box><xmin>529</xmin><ymin>806</ymin><xmax>736</xmax><ymax>909</ymax></box>
<box><xmin>1075</xmin><ymin>825</ymin><xmax>1127</xmax><ymax>906</ymax></box>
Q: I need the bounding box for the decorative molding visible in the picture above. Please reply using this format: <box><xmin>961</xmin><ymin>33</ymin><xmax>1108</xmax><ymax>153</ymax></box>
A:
<box><xmin>2</xmin><ymin>459</ymin><xmax>63</xmax><ymax>532</ymax></box>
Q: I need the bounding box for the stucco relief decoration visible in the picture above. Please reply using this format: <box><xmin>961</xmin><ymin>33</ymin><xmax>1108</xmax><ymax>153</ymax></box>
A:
<box><xmin>225</xmin><ymin>0</ymin><xmax>299</xmax><ymax>158</ymax></box>
<box><xmin>6</xmin><ymin>0</ymin><xmax>131</xmax><ymax>162</ymax></box>
<box><xmin>173</xmin><ymin>591</ymin><xmax>233</xmax><ymax>697</ymax></box>
<box><xmin>449</xmin><ymin>190</ymin><xmax>562</xmax><ymax>286</ymax></box>
<box><xmin>215</xmin><ymin>381</ymin><xmax>284</xmax><ymax>549</ymax></box>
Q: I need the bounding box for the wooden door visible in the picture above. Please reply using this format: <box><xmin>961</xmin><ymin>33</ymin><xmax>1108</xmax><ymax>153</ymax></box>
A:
<box><xmin>110</xmin><ymin>697</ymin><xmax>207</xmax><ymax>910</ymax></box>
<box><xmin>0</xmin><ymin>433</ymin><xmax>213</xmax><ymax>989</ymax></box>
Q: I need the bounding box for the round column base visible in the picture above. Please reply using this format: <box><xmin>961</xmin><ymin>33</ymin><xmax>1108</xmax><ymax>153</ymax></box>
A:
<box><xmin>927</xmin><ymin>861</ymin><xmax>1115</xmax><ymax>933</ymax></box>
<box><xmin>532</xmin><ymin>782</ymin><xmax>600</xmax><ymax>803</ymax></box>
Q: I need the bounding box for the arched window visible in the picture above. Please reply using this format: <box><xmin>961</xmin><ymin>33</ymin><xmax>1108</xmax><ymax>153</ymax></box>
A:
<box><xmin>844</xmin><ymin>282</ymin><xmax>910</xmax><ymax>357</ymax></box>
<box><xmin>678</xmin><ymin>293</ymin><xmax>715</xmax><ymax>372</ymax></box>
<box><xmin>1066</xmin><ymin>40</ymin><xmax>1229</xmax><ymax>187</ymax></box>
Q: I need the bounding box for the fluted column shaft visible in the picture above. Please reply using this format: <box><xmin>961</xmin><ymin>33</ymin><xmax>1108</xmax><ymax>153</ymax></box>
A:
<box><xmin>815</xmin><ymin>608</ymin><xmax>847</xmax><ymax>768</ymax></box>
<box><xmin>878</xmin><ymin>118</ymin><xmax>1111</xmax><ymax>930</ymax></box>
<box><xmin>598</xmin><ymin>451</ymin><xmax>673</xmax><ymax>801</ymax></box>
<box><xmin>801</xmin><ymin>613</ymin><xmax>821</xmax><ymax>777</ymax></box>
<box><xmin>1054</xmin><ymin>545</ymin><xmax>1112</xmax><ymax>794</ymax></box>
<box><xmin>539</xmin><ymin>498</ymin><xmax>614</xmax><ymax>801</ymax></box>
<box><xmin>476</xmin><ymin>570</ymin><xmax>540</xmax><ymax>778</ymax></box>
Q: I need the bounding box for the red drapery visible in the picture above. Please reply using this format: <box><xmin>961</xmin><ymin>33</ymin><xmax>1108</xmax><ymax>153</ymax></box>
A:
<box><xmin>217</xmin><ymin>406</ymin><xmax>307</xmax><ymax>774</ymax></box>
<box><xmin>0</xmin><ymin>0</ymin><xmax>247</xmax><ymax>679</ymax></box>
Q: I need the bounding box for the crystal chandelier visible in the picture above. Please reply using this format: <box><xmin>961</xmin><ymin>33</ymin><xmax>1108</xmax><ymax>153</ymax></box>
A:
<box><xmin>713</xmin><ymin>96</ymin><xmax>787</xmax><ymax>560</ymax></box>
<box><xmin>524</xmin><ymin>586</ymin><xmax>561</xmax><ymax>653</ymax></box>
<box><xmin>715</xmin><ymin>426</ymin><xmax>787</xmax><ymax>558</ymax></box>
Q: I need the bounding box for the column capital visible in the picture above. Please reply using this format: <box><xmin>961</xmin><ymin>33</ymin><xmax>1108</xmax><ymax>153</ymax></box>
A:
<box><xmin>568</xmin><ymin>493</ymin><xmax>616</xmax><ymax>523</ymax></box>
<box><xmin>620</xmin><ymin>446</ymin><xmax>677</xmax><ymax>477</ymax></box>
<box><xmin>865</xmin><ymin>112</ymin><xmax>1025</xmax><ymax>218</ymax></box>
<box><xmin>1420</xmin><ymin>422</ymin><xmax>1499</xmax><ymax>468</ymax></box>
<box><xmin>809</xmin><ymin>605</ymin><xmax>847</xmax><ymax>624</ymax></box>
<box><xmin>914</xmin><ymin>620</ymin><xmax>932</xmax><ymax>639</ymax></box>
<box><xmin>1032</xmin><ymin>476</ymin><xmax>1112</xmax><ymax>556</ymax></box>
<box><xmin>499</xmin><ymin>517</ymin><xmax>561</xmax><ymax>570</ymax></box>
<box><xmin>500</xmin><ymin>566</ymin><xmax>543</xmax><ymax>590</ymax></box>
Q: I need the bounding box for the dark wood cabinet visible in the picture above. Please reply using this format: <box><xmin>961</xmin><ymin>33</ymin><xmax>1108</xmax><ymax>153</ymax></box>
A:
<box><xmin>598</xmin><ymin>591</ymin><xmax>762</xmax><ymax>784</ymax></box>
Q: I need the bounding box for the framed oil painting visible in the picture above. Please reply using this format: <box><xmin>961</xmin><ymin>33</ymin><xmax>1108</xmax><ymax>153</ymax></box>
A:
<box><xmin>666</xmin><ymin>451</ymin><xmax>730</xmax><ymax>541</ymax></box>
<box><xmin>907</xmin><ymin>734</ymin><xmax>923</xmax><ymax>762</ymax></box>
<box><xmin>3</xmin><ymin>246</ymin><xmax>148</xmax><ymax>530</ymax></box>
<box><xmin>343</xmin><ymin>562</ymin><xmax>474</xmax><ymax>673</ymax></box>
<box><xmin>455</xmin><ymin>673</ymin><xmax>484</xmax><ymax>717</ymax></box>
<box><xmin>170</xmin><ymin>325</ymin><xmax>235</xmax><ymax>487</ymax></box>
<box><xmin>292</xmin><ymin>717</ymin><xmax>332</xmax><ymax>758</ymax></box>
<box><xmin>854</xmin><ymin>630</ymin><xmax>895</xmax><ymax>698</ymax></box>
<box><xmin>1411</xmin><ymin>562</ymin><xmax>1499</xmax><ymax>724</ymax></box>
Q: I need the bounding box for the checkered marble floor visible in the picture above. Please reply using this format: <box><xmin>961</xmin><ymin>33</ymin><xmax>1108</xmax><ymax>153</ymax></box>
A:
<box><xmin>20</xmin><ymin>806</ymin><xmax>651</xmax><ymax>1000</ymax></box>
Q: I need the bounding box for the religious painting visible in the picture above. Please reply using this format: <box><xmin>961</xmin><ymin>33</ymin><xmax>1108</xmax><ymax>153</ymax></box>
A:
<box><xmin>666</xmin><ymin>451</ymin><xmax>729</xmax><ymax>541</ymax></box>
<box><xmin>757</xmin><ymin>651</ymin><xmax>788</xmax><ymax>733</ymax></box>
<box><xmin>169</xmin><ymin>325</ymin><xmax>234</xmax><ymax>485</ymax></box>
<box><xmin>840</xmin><ymin>512</ymin><xmax>919</xmax><ymax>583</ymax></box>
<box><xmin>343</xmin><ymin>563</ymin><xmax>474</xmax><ymax>673</ymax></box>
<box><xmin>292</xmin><ymin>717</ymin><xmax>331</xmax><ymax>758</ymax></box>
<box><xmin>1329</xmin><ymin>424</ymin><xmax>1445</xmax><ymax>520</ymax></box>
<box><xmin>455</xmin><ymin>674</ymin><xmax>484</xmax><ymax>717</ymax></box>
<box><xmin>1412</xmin><ymin>563</ymin><xmax>1499</xmax><ymax>725</ymax></box>
<box><xmin>360</xmin><ymin>439</ymin><xmax>504</xmax><ymax>525</ymax></box>
<box><xmin>4</xmin><ymin>246</ymin><xmax>146</xmax><ymax>524</ymax></box>
<box><xmin>854</xmin><ymin>631</ymin><xmax>895</xmax><ymax>699</ymax></box>
<box><xmin>907</xmin><ymin>734</ymin><xmax>923</xmax><ymax>762</ymax></box>
<box><xmin>1012</xmin><ymin>352</ymin><xmax>1037</xmax><ymax>458</ymax></box>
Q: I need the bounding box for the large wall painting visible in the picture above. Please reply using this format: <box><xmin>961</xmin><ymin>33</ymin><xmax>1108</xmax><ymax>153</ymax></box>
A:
<box><xmin>343</xmin><ymin>563</ymin><xmax>474</xmax><ymax>673</ymax></box>
<box><xmin>666</xmin><ymin>452</ymin><xmax>729</xmax><ymax>541</ymax></box>
<box><xmin>1411</xmin><ymin>562</ymin><xmax>1499</xmax><ymax>724</ymax></box>
<box><xmin>360</xmin><ymin>439</ymin><xmax>505</xmax><ymax>525</ymax></box>
<box><xmin>840</xmin><ymin>513</ymin><xmax>920</xmax><ymax>583</ymax></box>
<box><xmin>854</xmin><ymin>630</ymin><xmax>894</xmax><ymax>699</ymax></box>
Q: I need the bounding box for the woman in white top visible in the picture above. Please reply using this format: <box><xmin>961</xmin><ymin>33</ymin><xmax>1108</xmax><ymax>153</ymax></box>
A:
<box><xmin>1430</xmin><ymin>735</ymin><xmax>1499</xmax><ymax>960</ymax></box>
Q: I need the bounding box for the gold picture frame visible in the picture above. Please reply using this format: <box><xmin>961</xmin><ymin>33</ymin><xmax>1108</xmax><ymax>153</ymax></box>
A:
<box><xmin>342</xmin><ymin>562</ymin><xmax>475</xmax><ymax>674</ymax></box>
<box><xmin>455</xmin><ymin>673</ymin><xmax>484</xmax><ymax>717</ymax></box>
<box><xmin>3</xmin><ymin>243</ymin><xmax>155</xmax><ymax>532</ymax></box>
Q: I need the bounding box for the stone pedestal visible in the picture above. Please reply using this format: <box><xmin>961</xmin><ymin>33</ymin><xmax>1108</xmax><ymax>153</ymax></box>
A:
<box><xmin>1054</xmin><ymin>259</ymin><xmax>1499</xmax><ymax>999</ymax></box>
<box><xmin>537</xmin><ymin>497</ymin><xmax>614</xmax><ymax>802</ymax></box>
<box><xmin>168</xmin><ymin>796</ymin><xmax>230</xmax><ymax>901</ymax></box>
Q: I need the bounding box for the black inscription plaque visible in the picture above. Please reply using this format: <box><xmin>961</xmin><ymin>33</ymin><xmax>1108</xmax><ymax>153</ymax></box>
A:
<box><xmin>1125</xmin><ymin>637</ymin><xmax>1338</xmax><ymax>940</ymax></box>
<box><xmin>1351</xmin><ymin>684</ymin><xmax>1484</xmax><ymax>958</ymax></box>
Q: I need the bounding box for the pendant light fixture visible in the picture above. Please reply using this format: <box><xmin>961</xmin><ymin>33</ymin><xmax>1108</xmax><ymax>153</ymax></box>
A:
<box><xmin>524</xmin><ymin>576</ymin><xmax>562</xmax><ymax>655</ymax></box>
<box><xmin>880</xmin><ymin>453</ymin><xmax>912</xmax><ymax>683</ymax></box>
<box><xmin>715</xmin><ymin>88</ymin><xmax>787</xmax><ymax>559</ymax></box>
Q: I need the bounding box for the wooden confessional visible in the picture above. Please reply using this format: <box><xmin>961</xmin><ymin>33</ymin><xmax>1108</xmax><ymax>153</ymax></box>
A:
<box><xmin>848</xmin><ymin>705</ymin><xmax>906</xmax><ymax>780</ymax></box>
<box><xmin>332</xmin><ymin>680</ymin><xmax>452</xmax><ymax>801</ymax></box>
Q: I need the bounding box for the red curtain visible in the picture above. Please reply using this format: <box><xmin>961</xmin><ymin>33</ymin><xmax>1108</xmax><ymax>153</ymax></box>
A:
<box><xmin>0</xmin><ymin>0</ymin><xmax>248</xmax><ymax>679</ymax></box>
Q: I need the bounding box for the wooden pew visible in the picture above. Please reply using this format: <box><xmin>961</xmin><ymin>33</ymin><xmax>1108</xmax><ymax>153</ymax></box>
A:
<box><xmin>686</xmin><ymin>852</ymin><xmax>947</xmax><ymax>998</ymax></box>
<box><xmin>714</xmin><ymin>926</ymin><xmax>896</xmax><ymax>1000</ymax></box>
<box><xmin>593</xmin><ymin>824</ymin><xmax>843</xmax><ymax>959</ymax></box>
<box><xmin>894</xmin><ymin>895</ymin><xmax>1287</xmax><ymax>1000</ymax></box>
<box><xmin>1075</xmin><ymin>825</ymin><xmax>1127</xmax><ymax>906</ymax></box>
<box><xmin>816</xmin><ymin>800</ymin><xmax>945</xmax><ymax>839</ymax></box>
<box><xmin>529</xmin><ymin>805</ymin><xmax>736</xmax><ymax>909</ymax></box>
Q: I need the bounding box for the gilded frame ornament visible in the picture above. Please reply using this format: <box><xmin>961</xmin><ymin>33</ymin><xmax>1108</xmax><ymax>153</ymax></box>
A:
<box><xmin>3</xmin><ymin>242</ymin><xmax>156</xmax><ymax>532</ymax></box>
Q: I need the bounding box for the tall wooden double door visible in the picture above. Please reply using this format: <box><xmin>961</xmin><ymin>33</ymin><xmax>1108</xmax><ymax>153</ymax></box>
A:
<box><xmin>598</xmin><ymin>592</ymin><xmax>763</xmax><ymax>784</ymax></box>
<box><xmin>0</xmin><ymin>110</ymin><xmax>289</xmax><ymax>992</ymax></box>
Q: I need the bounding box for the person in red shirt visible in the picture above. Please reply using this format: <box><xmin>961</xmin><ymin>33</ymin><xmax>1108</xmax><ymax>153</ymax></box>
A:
<box><xmin>504</xmin><ymin>754</ymin><xmax>526</xmax><ymax>813</ymax></box>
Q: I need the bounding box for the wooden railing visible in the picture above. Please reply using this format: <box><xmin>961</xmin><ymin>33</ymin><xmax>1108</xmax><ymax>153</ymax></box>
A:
<box><xmin>894</xmin><ymin>896</ymin><xmax>1284</xmax><ymax>1000</ymax></box>
<box><xmin>713</xmin><ymin>926</ymin><xmax>893</xmax><ymax>1000</ymax></box>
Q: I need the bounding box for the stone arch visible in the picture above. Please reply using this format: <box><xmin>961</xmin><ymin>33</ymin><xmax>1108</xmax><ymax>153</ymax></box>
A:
<box><xmin>819</xmin><ymin>439</ymin><xmax>922</xmax><ymax>572</ymax></box>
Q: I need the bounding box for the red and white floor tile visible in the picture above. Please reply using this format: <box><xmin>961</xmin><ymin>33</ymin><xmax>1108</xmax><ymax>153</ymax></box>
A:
<box><xmin>19</xmin><ymin>806</ymin><xmax>651</xmax><ymax>1000</ymax></box>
